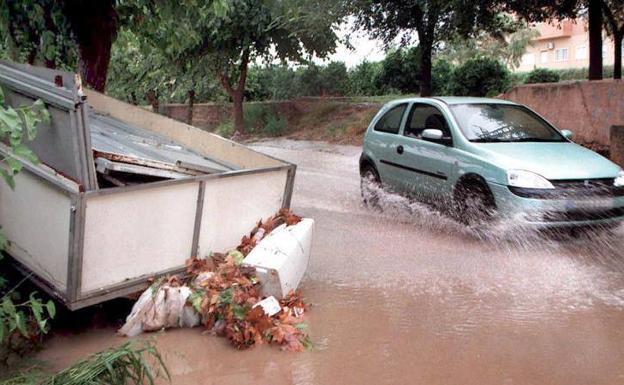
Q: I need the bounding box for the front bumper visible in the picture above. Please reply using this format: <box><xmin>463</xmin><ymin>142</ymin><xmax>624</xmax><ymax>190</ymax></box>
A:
<box><xmin>488</xmin><ymin>181</ymin><xmax>624</xmax><ymax>227</ymax></box>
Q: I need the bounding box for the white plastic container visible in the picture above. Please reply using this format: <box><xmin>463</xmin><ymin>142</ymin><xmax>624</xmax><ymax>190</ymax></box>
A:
<box><xmin>243</xmin><ymin>218</ymin><xmax>314</xmax><ymax>299</ymax></box>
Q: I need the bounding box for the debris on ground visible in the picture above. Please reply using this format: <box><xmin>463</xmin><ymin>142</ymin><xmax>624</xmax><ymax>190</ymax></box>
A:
<box><xmin>119</xmin><ymin>210</ymin><xmax>313</xmax><ymax>352</ymax></box>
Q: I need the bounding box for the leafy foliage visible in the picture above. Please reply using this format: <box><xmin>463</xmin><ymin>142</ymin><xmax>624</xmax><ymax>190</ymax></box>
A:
<box><xmin>0</xmin><ymin>1</ymin><xmax>76</xmax><ymax>69</ymax></box>
<box><xmin>350</xmin><ymin>0</ymin><xmax>516</xmax><ymax>95</ymax></box>
<box><xmin>348</xmin><ymin>60</ymin><xmax>383</xmax><ymax>96</ymax></box>
<box><xmin>106</xmin><ymin>29</ymin><xmax>225</xmax><ymax>105</ymax></box>
<box><xmin>437</xmin><ymin>20</ymin><xmax>539</xmax><ymax>70</ymax></box>
<box><xmin>375</xmin><ymin>46</ymin><xmax>421</xmax><ymax>94</ymax></box>
<box><xmin>123</xmin><ymin>0</ymin><xmax>341</xmax><ymax>132</ymax></box>
<box><xmin>448</xmin><ymin>57</ymin><xmax>511</xmax><ymax>97</ymax></box>
<box><xmin>431</xmin><ymin>59</ymin><xmax>454</xmax><ymax>95</ymax></box>
<box><xmin>524</xmin><ymin>68</ymin><xmax>561</xmax><ymax>84</ymax></box>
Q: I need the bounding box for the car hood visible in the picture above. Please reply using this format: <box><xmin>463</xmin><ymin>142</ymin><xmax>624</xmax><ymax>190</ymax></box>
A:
<box><xmin>473</xmin><ymin>142</ymin><xmax>621</xmax><ymax>180</ymax></box>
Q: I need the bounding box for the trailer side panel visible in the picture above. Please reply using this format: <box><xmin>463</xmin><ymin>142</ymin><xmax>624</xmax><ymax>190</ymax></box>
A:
<box><xmin>0</xmin><ymin>169</ymin><xmax>72</xmax><ymax>291</ymax></box>
<box><xmin>196</xmin><ymin>168</ymin><xmax>288</xmax><ymax>256</ymax></box>
<box><xmin>81</xmin><ymin>182</ymin><xmax>199</xmax><ymax>294</ymax></box>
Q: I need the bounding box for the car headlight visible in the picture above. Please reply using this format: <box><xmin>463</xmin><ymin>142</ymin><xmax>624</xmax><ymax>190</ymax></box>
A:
<box><xmin>615</xmin><ymin>171</ymin><xmax>624</xmax><ymax>187</ymax></box>
<box><xmin>507</xmin><ymin>170</ymin><xmax>554</xmax><ymax>189</ymax></box>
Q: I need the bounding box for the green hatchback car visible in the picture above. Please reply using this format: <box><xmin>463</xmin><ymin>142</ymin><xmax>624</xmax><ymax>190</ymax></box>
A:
<box><xmin>359</xmin><ymin>97</ymin><xmax>624</xmax><ymax>227</ymax></box>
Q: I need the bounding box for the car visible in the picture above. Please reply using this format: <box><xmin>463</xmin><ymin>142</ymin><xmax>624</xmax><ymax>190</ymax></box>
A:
<box><xmin>359</xmin><ymin>97</ymin><xmax>624</xmax><ymax>227</ymax></box>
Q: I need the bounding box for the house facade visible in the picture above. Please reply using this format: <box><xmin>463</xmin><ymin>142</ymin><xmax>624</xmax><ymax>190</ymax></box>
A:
<box><xmin>516</xmin><ymin>19</ymin><xmax>622</xmax><ymax>72</ymax></box>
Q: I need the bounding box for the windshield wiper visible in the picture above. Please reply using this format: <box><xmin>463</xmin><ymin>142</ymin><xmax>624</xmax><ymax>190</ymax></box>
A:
<box><xmin>511</xmin><ymin>137</ymin><xmax>563</xmax><ymax>142</ymax></box>
<box><xmin>470</xmin><ymin>138</ymin><xmax>507</xmax><ymax>143</ymax></box>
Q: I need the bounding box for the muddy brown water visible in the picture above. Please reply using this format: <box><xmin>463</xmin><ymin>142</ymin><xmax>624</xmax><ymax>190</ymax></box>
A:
<box><xmin>36</xmin><ymin>139</ymin><xmax>624</xmax><ymax>385</ymax></box>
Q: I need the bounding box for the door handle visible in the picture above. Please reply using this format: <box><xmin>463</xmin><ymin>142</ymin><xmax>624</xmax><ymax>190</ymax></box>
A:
<box><xmin>396</xmin><ymin>145</ymin><xmax>404</xmax><ymax>155</ymax></box>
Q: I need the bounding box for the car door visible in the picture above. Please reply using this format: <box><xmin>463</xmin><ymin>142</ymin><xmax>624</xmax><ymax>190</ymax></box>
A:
<box><xmin>392</xmin><ymin>103</ymin><xmax>455</xmax><ymax>200</ymax></box>
<box><xmin>367</xmin><ymin>103</ymin><xmax>409</xmax><ymax>193</ymax></box>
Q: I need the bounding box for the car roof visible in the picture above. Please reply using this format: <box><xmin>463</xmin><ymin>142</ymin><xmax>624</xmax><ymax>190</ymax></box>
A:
<box><xmin>386</xmin><ymin>96</ymin><xmax>519</xmax><ymax>106</ymax></box>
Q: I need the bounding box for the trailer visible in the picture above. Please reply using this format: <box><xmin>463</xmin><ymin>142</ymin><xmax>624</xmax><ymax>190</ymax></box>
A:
<box><xmin>0</xmin><ymin>62</ymin><xmax>295</xmax><ymax>310</ymax></box>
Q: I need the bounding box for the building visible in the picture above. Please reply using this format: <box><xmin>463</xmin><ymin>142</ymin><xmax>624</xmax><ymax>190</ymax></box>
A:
<box><xmin>516</xmin><ymin>18</ymin><xmax>622</xmax><ymax>72</ymax></box>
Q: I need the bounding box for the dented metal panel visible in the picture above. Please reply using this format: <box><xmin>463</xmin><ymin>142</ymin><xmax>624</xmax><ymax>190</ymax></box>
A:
<box><xmin>90</xmin><ymin>113</ymin><xmax>235</xmax><ymax>176</ymax></box>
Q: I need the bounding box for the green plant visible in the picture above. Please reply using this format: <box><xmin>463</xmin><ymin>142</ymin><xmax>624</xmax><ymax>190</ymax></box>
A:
<box><xmin>264</xmin><ymin>115</ymin><xmax>288</xmax><ymax>137</ymax></box>
<box><xmin>215</xmin><ymin>121</ymin><xmax>235</xmax><ymax>138</ymax></box>
<box><xmin>41</xmin><ymin>341</ymin><xmax>169</xmax><ymax>385</ymax></box>
<box><xmin>243</xmin><ymin>103</ymin><xmax>270</xmax><ymax>133</ymax></box>
<box><xmin>448</xmin><ymin>56</ymin><xmax>511</xmax><ymax>97</ymax></box>
<box><xmin>431</xmin><ymin>58</ymin><xmax>454</xmax><ymax>95</ymax></box>
<box><xmin>524</xmin><ymin>68</ymin><xmax>560</xmax><ymax>84</ymax></box>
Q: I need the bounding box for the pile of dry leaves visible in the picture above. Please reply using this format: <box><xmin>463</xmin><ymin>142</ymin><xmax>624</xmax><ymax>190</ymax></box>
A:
<box><xmin>184</xmin><ymin>209</ymin><xmax>311</xmax><ymax>351</ymax></box>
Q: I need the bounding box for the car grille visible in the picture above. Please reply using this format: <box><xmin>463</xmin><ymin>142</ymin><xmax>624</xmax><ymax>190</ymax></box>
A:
<box><xmin>541</xmin><ymin>207</ymin><xmax>624</xmax><ymax>222</ymax></box>
<box><xmin>509</xmin><ymin>178</ymin><xmax>624</xmax><ymax>199</ymax></box>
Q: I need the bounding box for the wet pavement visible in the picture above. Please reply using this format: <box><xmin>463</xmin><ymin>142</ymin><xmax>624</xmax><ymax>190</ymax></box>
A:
<box><xmin>38</xmin><ymin>139</ymin><xmax>624</xmax><ymax>385</ymax></box>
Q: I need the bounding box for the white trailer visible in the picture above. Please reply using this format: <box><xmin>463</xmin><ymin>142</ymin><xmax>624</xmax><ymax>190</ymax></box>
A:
<box><xmin>0</xmin><ymin>62</ymin><xmax>295</xmax><ymax>310</ymax></box>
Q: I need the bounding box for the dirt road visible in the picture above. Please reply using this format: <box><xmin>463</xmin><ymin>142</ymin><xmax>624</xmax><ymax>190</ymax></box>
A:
<box><xmin>39</xmin><ymin>139</ymin><xmax>624</xmax><ymax>385</ymax></box>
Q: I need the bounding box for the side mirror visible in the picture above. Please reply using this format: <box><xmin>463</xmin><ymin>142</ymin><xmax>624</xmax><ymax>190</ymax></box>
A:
<box><xmin>561</xmin><ymin>129</ymin><xmax>573</xmax><ymax>139</ymax></box>
<box><xmin>422</xmin><ymin>129</ymin><xmax>443</xmax><ymax>141</ymax></box>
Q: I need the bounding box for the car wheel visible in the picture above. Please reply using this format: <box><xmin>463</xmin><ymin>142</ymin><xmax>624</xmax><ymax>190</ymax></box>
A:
<box><xmin>360</xmin><ymin>166</ymin><xmax>382</xmax><ymax>211</ymax></box>
<box><xmin>454</xmin><ymin>182</ymin><xmax>496</xmax><ymax>226</ymax></box>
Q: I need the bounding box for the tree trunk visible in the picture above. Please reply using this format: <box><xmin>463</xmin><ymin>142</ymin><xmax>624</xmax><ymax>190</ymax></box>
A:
<box><xmin>420</xmin><ymin>43</ymin><xmax>433</xmax><ymax>97</ymax></box>
<box><xmin>614</xmin><ymin>31</ymin><xmax>622</xmax><ymax>80</ymax></box>
<box><xmin>588</xmin><ymin>0</ymin><xmax>603</xmax><ymax>80</ymax></box>
<box><xmin>232</xmin><ymin>90</ymin><xmax>245</xmax><ymax>134</ymax></box>
<box><xmin>218</xmin><ymin>49</ymin><xmax>250</xmax><ymax>135</ymax></box>
<box><xmin>64</xmin><ymin>0</ymin><xmax>118</xmax><ymax>92</ymax></box>
<box><xmin>187</xmin><ymin>89</ymin><xmax>195</xmax><ymax>125</ymax></box>
<box><xmin>146</xmin><ymin>90</ymin><xmax>159</xmax><ymax>113</ymax></box>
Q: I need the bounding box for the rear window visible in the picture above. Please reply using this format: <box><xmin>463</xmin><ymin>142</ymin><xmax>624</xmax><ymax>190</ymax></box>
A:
<box><xmin>374</xmin><ymin>103</ymin><xmax>407</xmax><ymax>134</ymax></box>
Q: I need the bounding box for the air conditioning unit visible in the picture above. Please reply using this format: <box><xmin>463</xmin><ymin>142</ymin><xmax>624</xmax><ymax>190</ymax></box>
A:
<box><xmin>546</xmin><ymin>42</ymin><xmax>555</xmax><ymax>50</ymax></box>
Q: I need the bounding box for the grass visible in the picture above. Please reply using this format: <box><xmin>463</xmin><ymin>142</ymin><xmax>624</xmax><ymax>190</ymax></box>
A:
<box><xmin>0</xmin><ymin>342</ymin><xmax>169</xmax><ymax>385</ymax></box>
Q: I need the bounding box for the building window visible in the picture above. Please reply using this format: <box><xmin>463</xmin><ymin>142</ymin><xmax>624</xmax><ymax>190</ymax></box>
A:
<box><xmin>555</xmin><ymin>48</ymin><xmax>568</xmax><ymax>62</ymax></box>
<box><xmin>522</xmin><ymin>53</ymin><xmax>535</xmax><ymax>66</ymax></box>
<box><xmin>540</xmin><ymin>51</ymin><xmax>549</xmax><ymax>64</ymax></box>
<box><xmin>575</xmin><ymin>46</ymin><xmax>586</xmax><ymax>60</ymax></box>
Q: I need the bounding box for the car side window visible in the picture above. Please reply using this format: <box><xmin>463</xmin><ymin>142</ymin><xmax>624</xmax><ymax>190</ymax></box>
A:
<box><xmin>374</xmin><ymin>103</ymin><xmax>407</xmax><ymax>134</ymax></box>
<box><xmin>404</xmin><ymin>104</ymin><xmax>451</xmax><ymax>139</ymax></box>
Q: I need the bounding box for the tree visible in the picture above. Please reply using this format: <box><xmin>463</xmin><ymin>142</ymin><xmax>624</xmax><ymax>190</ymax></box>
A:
<box><xmin>0</xmin><ymin>1</ymin><xmax>76</xmax><ymax>69</ymax></box>
<box><xmin>126</xmin><ymin>0</ymin><xmax>341</xmax><ymax>134</ymax></box>
<box><xmin>588</xmin><ymin>0</ymin><xmax>603</xmax><ymax>79</ymax></box>
<box><xmin>0</xmin><ymin>0</ymin><xmax>118</xmax><ymax>91</ymax></box>
<box><xmin>377</xmin><ymin>46</ymin><xmax>421</xmax><ymax>93</ymax></box>
<box><xmin>351</xmin><ymin>0</ymin><xmax>513</xmax><ymax>96</ymax></box>
<box><xmin>438</xmin><ymin>21</ymin><xmax>539</xmax><ymax>70</ymax></box>
<box><xmin>600</xmin><ymin>0</ymin><xmax>624</xmax><ymax>79</ymax></box>
<box><xmin>64</xmin><ymin>0</ymin><xmax>118</xmax><ymax>92</ymax></box>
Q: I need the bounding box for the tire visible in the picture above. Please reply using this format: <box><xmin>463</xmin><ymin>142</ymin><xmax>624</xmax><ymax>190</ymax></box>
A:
<box><xmin>454</xmin><ymin>181</ymin><xmax>496</xmax><ymax>226</ymax></box>
<box><xmin>360</xmin><ymin>166</ymin><xmax>382</xmax><ymax>211</ymax></box>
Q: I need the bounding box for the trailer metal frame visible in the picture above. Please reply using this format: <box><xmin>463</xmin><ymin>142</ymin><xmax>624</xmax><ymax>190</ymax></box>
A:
<box><xmin>0</xmin><ymin>62</ymin><xmax>296</xmax><ymax>310</ymax></box>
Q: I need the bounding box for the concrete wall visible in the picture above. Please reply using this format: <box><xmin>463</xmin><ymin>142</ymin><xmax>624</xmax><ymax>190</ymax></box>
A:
<box><xmin>499</xmin><ymin>79</ymin><xmax>624</xmax><ymax>153</ymax></box>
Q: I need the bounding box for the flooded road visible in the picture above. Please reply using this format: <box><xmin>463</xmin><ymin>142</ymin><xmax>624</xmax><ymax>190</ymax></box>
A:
<box><xmin>38</xmin><ymin>139</ymin><xmax>624</xmax><ymax>384</ymax></box>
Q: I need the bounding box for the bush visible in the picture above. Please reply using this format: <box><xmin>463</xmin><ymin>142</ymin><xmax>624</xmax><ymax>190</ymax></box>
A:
<box><xmin>215</xmin><ymin>121</ymin><xmax>234</xmax><ymax>137</ymax></box>
<box><xmin>242</xmin><ymin>103</ymin><xmax>288</xmax><ymax>136</ymax></box>
<box><xmin>264</xmin><ymin>115</ymin><xmax>288</xmax><ymax>136</ymax></box>
<box><xmin>376</xmin><ymin>46</ymin><xmax>421</xmax><ymax>94</ymax></box>
<box><xmin>449</xmin><ymin>57</ymin><xmax>511</xmax><ymax>97</ymax></box>
<box><xmin>431</xmin><ymin>59</ymin><xmax>454</xmax><ymax>95</ymax></box>
<box><xmin>524</xmin><ymin>68</ymin><xmax>560</xmax><ymax>84</ymax></box>
<box><xmin>348</xmin><ymin>60</ymin><xmax>383</xmax><ymax>96</ymax></box>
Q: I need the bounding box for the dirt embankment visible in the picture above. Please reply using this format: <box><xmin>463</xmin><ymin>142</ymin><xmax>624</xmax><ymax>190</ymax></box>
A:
<box><xmin>160</xmin><ymin>97</ymin><xmax>382</xmax><ymax>145</ymax></box>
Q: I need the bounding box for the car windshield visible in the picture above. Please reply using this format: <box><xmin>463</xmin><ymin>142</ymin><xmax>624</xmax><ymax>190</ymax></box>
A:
<box><xmin>449</xmin><ymin>103</ymin><xmax>566</xmax><ymax>143</ymax></box>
